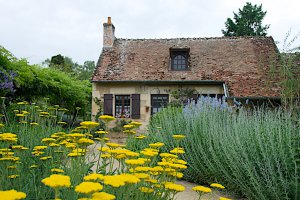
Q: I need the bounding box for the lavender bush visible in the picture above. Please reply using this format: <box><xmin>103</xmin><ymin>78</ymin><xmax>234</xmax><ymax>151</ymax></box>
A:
<box><xmin>0</xmin><ymin>68</ymin><xmax>16</xmax><ymax>96</ymax></box>
<box><xmin>142</xmin><ymin>97</ymin><xmax>300</xmax><ymax>200</ymax></box>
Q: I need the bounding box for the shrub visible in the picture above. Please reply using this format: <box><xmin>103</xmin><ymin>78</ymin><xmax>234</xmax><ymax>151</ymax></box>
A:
<box><xmin>142</xmin><ymin>97</ymin><xmax>300</xmax><ymax>200</ymax></box>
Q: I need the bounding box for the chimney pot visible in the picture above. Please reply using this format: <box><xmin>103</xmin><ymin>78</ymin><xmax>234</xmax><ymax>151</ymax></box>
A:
<box><xmin>107</xmin><ymin>17</ymin><xmax>112</xmax><ymax>25</ymax></box>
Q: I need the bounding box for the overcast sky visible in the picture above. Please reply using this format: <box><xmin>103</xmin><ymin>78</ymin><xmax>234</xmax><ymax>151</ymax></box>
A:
<box><xmin>0</xmin><ymin>0</ymin><xmax>299</xmax><ymax>65</ymax></box>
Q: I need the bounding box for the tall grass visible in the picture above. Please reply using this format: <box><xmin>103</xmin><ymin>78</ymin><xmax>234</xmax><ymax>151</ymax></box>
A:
<box><xmin>143</xmin><ymin>97</ymin><xmax>300</xmax><ymax>200</ymax></box>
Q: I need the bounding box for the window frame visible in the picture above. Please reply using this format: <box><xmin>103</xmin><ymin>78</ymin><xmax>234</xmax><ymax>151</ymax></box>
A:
<box><xmin>170</xmin><ymin>49</ymin><xmax>189</xmax><ymax>71</ymax></box>
<box><xmin>151</xmin><ymin>94</ymin><xmax>169</xmax><ymax>115</ymax></box>
<box><xmin>114</xmin><ymin>95</ymin><xmax>131</xmax><ymax>118</ymax></box>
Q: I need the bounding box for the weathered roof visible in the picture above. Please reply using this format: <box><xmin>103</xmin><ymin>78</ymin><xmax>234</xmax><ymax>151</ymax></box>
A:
<box><xmin>92</xmin><ymin>36</ymin><xmax>281</xmax><ymax>97</ymax></box>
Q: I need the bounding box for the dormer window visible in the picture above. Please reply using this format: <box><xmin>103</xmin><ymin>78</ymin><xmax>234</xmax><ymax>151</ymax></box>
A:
<box><xmin>170</xmin><ymin>49</ymin><xmax>189</xmax><ymax>71</ymax></box>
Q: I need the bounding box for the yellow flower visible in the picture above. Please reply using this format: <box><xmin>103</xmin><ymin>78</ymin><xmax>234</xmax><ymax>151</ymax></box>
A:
<box><xmin>99</xmin><ymin>115</ymin><xmax>116</xmax><ymax>122</ymax></box>
<box><xmin>140</xmin><ymin>149</ymin><xmax>158</xmax><ymax>157</ymax></box>
<box><xmin>75</xmin><ymin>182</ymin><xmax>103</xmax><ymax>194</ymax></box>
<box><xmin>118</xmin><ymin>174</ymin><xmax>141</xmax><ymax>184</ymax></box>
<box><xmin>30</xmin><ymin>122</ymin><xmax>39</xmax><ymax>126</ymax></box>
<box><xmin>78</xmin><ymin>138</ymin><xmax>95</xmax><ymax>145</ymax></box>
<box><xmin>139</xmin><ymin>187</ymin><xmax>154</xmax><ymax>193</ymax></box>
<box><xmin>123</xmin><ymin>124</ymin><xmax>134</xmax><ymax>129</ymax></box>
<box><xmin>12</xmin><ymin>145</ymin><xmax>25</xmax><ymax>150</ymax></box>
<box><xmin>172</xmin><ymin>134</ymin><xmax>185</xmax><ymax>139</ymax></box>
<box><xmin>80</xmin><ymin>121</ymin><xmax>99</xmax><ymax>129</ymax></box>
<box><xmin>165</xmin><ymin>182</ymin><xmax>185</xmax><ymax>192</ymax></box>
<box><xmin>219</xmin><ymin>197</ymin><xmax>232</xmax><ymax>200</ymax></box>
<box><xmin>149</xmin><ymin>142</ymin><xmax>164</xmax><ymax>149</ymax></box>
<box><xmin>57</xmin><ymin>121</ymin><xmax>67</xmax><ymax>125</ymax></box>
<box><xmin>192</xmin><ymin>186</ymin><xmax>212</xmax><ymax>193</ymax></box>
<box><xmin>0</xmin><ymin>189</ymin><xmax>26</xmax><ymax>200</ymax></box>
<box><xmin>106</xmin><ymin>142</ymin><xmax>120</xmax><ymax>149</ymax></box>
<box><xmin>129</xmin><ymin>121</ymin><xmax>142</xmax><ymax>128</ymax></box>
<box><xmin>33</xmin><ymin>146</ymin><xmax>48</xmax><ymax>151</ymax></box>
<box><xmin>160</xmin><ymin>153</ymin><xmax>178</xmax><ymax>159</ymax></box>
<box><xmin>135</xmin><ymin>135</ymin><xmax>146</xmax><ymax>139</ymax></box>
<box><xmin>42</xmin><ymin>174</ymin><xmax>71</xmax><ymax>188</ymax></box>
<box><xmin>30</xmin><ymin>164</ymin><xmax>38</xmax><ymax>168</ymax></box>
<box><xmin>8</xmin><ymin>174</ymin><xmax>19</xmax><ymax>179</ymax></box>
<box><xmin>49</xmin><ymin>143</ymin><xmax>60</xmax><ymax>147</ymax></box>
<box><xmin>40</xmin><ymin>156</ymin><xmax>52</xmax><ymax>160</ymax></box>
<box><xmin>16</xmin><ymin>114</ymin><xmax>25</xmax><ymax>117</ymax></box>
<box><xmin>51</xmin><ymin>168</ymin><xmax>64</xmax><ymax>173</ymax></box>
<box><xmin>95</xmin><ymin>130</ymin><xmax>108</xmax><ymax>135</ymax></box>
<box><xmin>7</xmin><ymin>165</ymin><xmax>17</xmax><ymax>169</ymax></box>
<box><xmin>83</xmin><ymin>173</ymin><xmax>104</xmax><ymax>182</ymax></box>
<box><xmin>103</xmin><ymin>176</ymin><xmax>125</xmax><ymax>187</ymax></box>
<box><xmin>92</xmin><ymin>192</ymin><xmax>116</xmax><ymax>200</ymax></box>
<box><xmin>42</xmin><ymin>138</ymin><xmax>56</xmax><ymax>143</ymax></box>
<box><xmin>134</xmin><ymin>173</ymin><xmax>150</xmax><ymax>179</ymax></box>
<box><xmin>125</xmin><ymin>159</ymin><xmax>145</xmax><ymax>166</ymax></box>
<box><xmin>210</xmin><ymin>183</ymin><xmax>225</xmax><ymax>189</ymax></box>
<box><xmin>40</xmin><ymin>111</ymin><xmax>50</xmax><ymax>115</ymax></box>
<box><xmin>170</xmin><ymin>147</ymin><xmax>185</xmax><ymax>154</ymax></box>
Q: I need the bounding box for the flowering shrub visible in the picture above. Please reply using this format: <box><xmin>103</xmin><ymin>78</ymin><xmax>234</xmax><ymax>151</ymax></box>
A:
<box><xmin>143</xmin><ymin>96</ymin><xmax>300</xmax><ymax>200</ymax></box>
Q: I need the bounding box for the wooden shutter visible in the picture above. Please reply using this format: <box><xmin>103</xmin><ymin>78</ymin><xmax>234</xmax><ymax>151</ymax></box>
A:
<box><xmin>131</xmin><ymin>94</ymin><xmax>140</xmax><ymax>119</ymax></box>
<box><xmin>103</xmin><ymin>94</ymin><xmax>113</xmax><ymax>116</ymax></box>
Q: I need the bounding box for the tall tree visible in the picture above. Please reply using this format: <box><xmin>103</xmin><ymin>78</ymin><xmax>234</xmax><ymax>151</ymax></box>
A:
<box><xmin>222</xmin><ymin>2</ymin><xmax>270</xmax><ymax>36</ymax></box>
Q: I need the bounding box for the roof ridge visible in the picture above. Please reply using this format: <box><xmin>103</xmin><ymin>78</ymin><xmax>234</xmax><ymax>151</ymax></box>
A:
<box><xmin>116</xmin><ymin>36</ymin><xmax>273</xmax><ymax>41</ymax></box>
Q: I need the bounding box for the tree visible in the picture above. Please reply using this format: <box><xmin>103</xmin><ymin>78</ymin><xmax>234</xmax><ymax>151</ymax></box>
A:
<box><xmin>222</xmin><ymin>2</ymin><xmax>270</xmax><ymax>36</ymax></box>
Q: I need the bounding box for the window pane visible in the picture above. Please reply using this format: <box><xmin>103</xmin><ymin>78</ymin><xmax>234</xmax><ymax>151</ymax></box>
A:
<box><xmin>115</xmin><ymin>95</ymin><xmax>131</xmax><ymax>118</ymax></box>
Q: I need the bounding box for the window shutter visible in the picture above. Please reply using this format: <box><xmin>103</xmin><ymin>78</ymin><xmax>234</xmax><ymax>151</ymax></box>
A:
<box><xmin>131</xmin><ymin>94</ymin><xmax>140</xmax><ymax>119</ymax></box>
<box><xmin>103</xmin><ymin>94</ymin><xmax>113</xmax><ymax>116</ymax></box>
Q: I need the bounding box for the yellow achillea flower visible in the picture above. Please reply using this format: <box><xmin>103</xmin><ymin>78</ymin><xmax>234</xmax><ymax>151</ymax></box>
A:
<box><xmin>149</xmin><ymin>142</ymin><xmax>164</xmax><ymax>149</ymax></box>
<box><xmin>165</xmin><ymin>182</ymin><xmax>185</xmax><ymax>192</ymax></box>
<box><xmin>12</xmin><ymin>145</ymin><xmax>25</xmax><ymax>150</ymax></box>
<box><xmin>92</xmin><ymin>192</ymin><xmax>116</xmax><ymax>200</ymax></box>
<box><xmin>106</xmin><ymin>142</ymin><xmax>120</xmax><ymax>149</ymax></box>
<box><xmin>78</xmin><ymin>138</ymin><xmax>94</xmax><ymax>145</ymax></box>
<box><xmin>139</xmin><ymin>187</ymin><xmax>154</xmax><ymax>193</ymax></box>
<box><xmin>30</xmin><ymin>122</ymin><xmax>39</xmax><ymax>126</ymax></box>
<box><xmin>16</xmin><ymin>114</ymin><xmax>25</xmax><ymax>117</ymax></box>
<box><xmin>83</xmin><ymin>173</ymin><xmax>104</xmax><ymax>182</ymax></box>
<box><xmin>0</xmin><ymin>189</ymin><xmax>26</xmax><ymax>200</ymax></box>
<box><xmin>33</xmin><ymin>146</ymin><xmax>48</xmax><ymax>151</ymax></box>
<box><xmin>49</xmin><ymin>143</ymin><xmax>60</xmax><ymax>147</ymax></box>
<box><xmin>129</xmin><ymin>121</ymin><xmax>142</xmax><ymax>127</ymax></box>
<box><xmin>103</xmin><ymin>176</ymin><xmax>125</xmax><ymax>187</ymax></box>
<box><xmin>57</xmin><ymin>121</ymin><xmax>67</xmax><ymax>125</ymax></box>
<box><xmin>170</xmin><ymin>147</ymin><xmax>185</xmax><ymax>154</ymax></box>
<box><xmin>40</xmin><ymin>111</ymin><xmax>50</xmax><ymax>115</ymax></box>
<box><xmin>135</xmin><ymin>135</ymin><xmax>146</xmax><ymax>139</ymax></box>
<box><xmin>160</xmin><ymin>153</ymin><xmax>178</xmax><ymax>159</ymax></box>
<box><xmin>42</xmin><ymin>138</ymin><xmax>56</xmax><ymax>143</ymax></box>
<box><xmin>30</xmin><ymin>164</ymin><xmax>38</xmax><ymax>168</ymax></box>
<box><xmin>7</xmin><ymin>165</ymin><xmax>17</xmax><ymax>169</ymax></box>
<box><xmin>42</xmin><ymin>174</ymin><xmax>71</xmax><ymax>188</ymax></box>
<box><xmin>140</xmin><ymin>149</ymin><xmax>158</xmax><ymax>157</ymax></box>
<box><xmin>0</xmin><ymin>133</ymin><xmax>18</xmax><ymax>143</ymax></box>
<box><xmin>8</xmin><ymin>174</ymin><xmax>19</xmax><ymax>179</ymax></box>
<box><xmin>80</xmin><ymin>121</ymin><xmax>99</xmax><ymax>129</ymax></box>
<box><xmin>123</xmin><ymin>124</ymin><xmax>134</xmax><ymax>129</ymax></box>
<box><xmin>192</xmin><ymin>186</ymin><xmax>212</xmax><ymax>193</ymax></box>
<box><xmin>125</xmin><ymin>159</ymin><xmax>145</xmax><ymax>166</ymax></box>
<box><xmin>51</xmin><ymin>168</ymin><xmax>64</xmax><ymax>173</ymax></box>
<box><xmin>134</xmin><ymin>173</ymin><xmax>150</xmax><ymax>179</ymax></box>
<box><xmin>172</xmin><ymin>134</ymin><xmax>185</xmax><ymax>139</ymax></box>
<box><xmin>40</xmin><ymin>156</ymin><xmax>52</xmax><ymax>160</ymax></box>
<box><xmin>210</xmin><ymin>183</ymin><xmax>225</xmax><ymax>189</ymax></box>
<box><xmin>219</xmin><ymin>197</ymin><xmax>232</xmax><ymax>200</ymax></box>
<box><xmin>95</xmin><ymin>130</ymin><xmax>108</xmax><ymax>135</ymax></box>
<box><xmin>75</xmin><ymin>182</ymin><xmax>103</xmax><ymax>194</ymax></box>
<box><xmin>99</xmin><ymin>115</ymin><xmax>116</xmax><ymax>122</ymax></box>
<box><xmin>118</xmin><ymin>174</ymin><xmax>141</xmax><ymax>184</ymax></box>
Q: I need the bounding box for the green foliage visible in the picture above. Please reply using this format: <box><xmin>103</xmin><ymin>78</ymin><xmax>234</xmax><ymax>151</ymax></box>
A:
<box><xmin>134</xmin><ymin>98</ymin><xmax>300</xmax><ymax>200</ymax></box>
<box><xmin>169</xmin><ymin>88</ymin><xmax>198</xmax><ymax>107</ymax></box>
<box><xmin>44</xmin><ymin>54</ymin><xmax>95</xmax><ymax>81</ymax></box>
<box><xmin>0</xmin><ymin>46</ymin><xmax>91</xmax><ymax>119</ymax></box>
<box><xmin>222</xmin><ymin>2</ymin><xmax>270</xmax><ymax>36</ymax></box>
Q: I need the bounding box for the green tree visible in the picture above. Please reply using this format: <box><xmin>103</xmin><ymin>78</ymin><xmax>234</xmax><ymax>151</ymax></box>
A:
<box><xmin>222</xmin><ymin>2</ymin><xmax>270</xmax><ymax>36</ymax></box>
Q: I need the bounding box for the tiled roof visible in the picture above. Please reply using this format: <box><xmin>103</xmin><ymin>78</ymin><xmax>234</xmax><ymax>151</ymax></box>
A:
<box><xmin>92</xmin><ymin>36</ymin><xmax>281</xmax><ymax>97</ymax></box>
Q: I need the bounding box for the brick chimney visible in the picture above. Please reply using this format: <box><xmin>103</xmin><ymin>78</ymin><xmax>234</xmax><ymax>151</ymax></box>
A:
<box><xmin>103</xmin><ymin>17</ymin><xmax>115</xmax><ymax>48</ymax></box>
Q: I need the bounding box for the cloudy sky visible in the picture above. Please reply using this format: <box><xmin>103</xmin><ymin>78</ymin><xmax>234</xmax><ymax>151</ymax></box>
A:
<box><xmin>0</xmin><ymin>0</ymin><xmax>299</xmax><ymax>65</ymax></box>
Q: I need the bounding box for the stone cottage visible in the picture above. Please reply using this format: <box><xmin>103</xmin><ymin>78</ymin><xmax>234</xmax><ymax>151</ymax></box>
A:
<box><xmin>92</xmin><ymin>17</ymin><xmax>281</xmax><ymax>124</ymax></box>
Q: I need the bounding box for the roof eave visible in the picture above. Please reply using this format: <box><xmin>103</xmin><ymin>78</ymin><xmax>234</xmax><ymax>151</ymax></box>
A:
<box><xmin>91</xmin><ymin>80</ymin><xmax>225</xmax><ymax>85</ymax></box>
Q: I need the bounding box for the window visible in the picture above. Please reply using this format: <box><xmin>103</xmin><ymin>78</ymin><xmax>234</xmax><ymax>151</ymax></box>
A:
<box><xmin>115</xmin><ymin>95</ymin><xmax>130</xmax><ymax>118</ymax></box>
<box><xmin>170</xmin><ymin>49</ymin><xmax>189</xmax><ymax>71</ymax></box>
<box><xmin>151</xmin><ymin>94</ymin><xmax>169</xmax><ymax>115</ymax></box>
